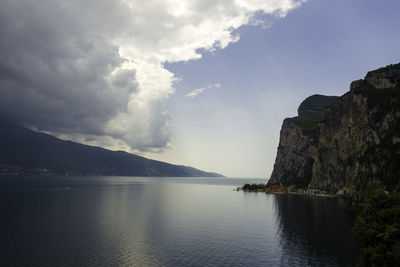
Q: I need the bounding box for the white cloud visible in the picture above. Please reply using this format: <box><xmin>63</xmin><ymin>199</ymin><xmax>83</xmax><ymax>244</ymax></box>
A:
<box><xmin>185</xmin><ymin>83</ymin><xmax>222</xmax><ymax>98</ymax></box>
<box><xmin>0</xmin><ymin>0</ymin><xmax>306</xmax><ymax>152</ymax></box>
<box><xmin>186</xmin><ymin>88</ymin><xmax>208</xmax><ymax>98</ymax></box>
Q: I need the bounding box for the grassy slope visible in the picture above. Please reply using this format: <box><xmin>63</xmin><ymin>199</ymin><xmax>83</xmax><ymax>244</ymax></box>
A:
<box><xmin>287</xmin><ymin>94</ymin><xmax>339</xmax><ymax>134</ymax></box>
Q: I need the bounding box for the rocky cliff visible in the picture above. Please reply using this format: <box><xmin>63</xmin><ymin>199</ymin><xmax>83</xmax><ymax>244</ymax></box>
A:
<box><xmin>268</xmin><ymin>63</ymin><xmax>400</xmax><ymax>198</ymax></box>
<box><xmin>268</xmin><ymin>95</ymin><xmax>338</xmax><ymax>188</ymax></box>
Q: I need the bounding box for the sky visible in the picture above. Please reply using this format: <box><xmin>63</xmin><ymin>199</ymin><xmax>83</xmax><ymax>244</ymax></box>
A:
<box><xmin>0</xmin><ymin>0</ymin><xmax>399</xmax><ymax>178</ymax></box>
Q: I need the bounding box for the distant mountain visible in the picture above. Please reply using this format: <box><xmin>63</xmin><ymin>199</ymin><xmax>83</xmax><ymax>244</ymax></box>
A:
<box><xmin>0</xmin><ymin>118</ymin><xmax>223</xmax><ymax>177</ymax></box>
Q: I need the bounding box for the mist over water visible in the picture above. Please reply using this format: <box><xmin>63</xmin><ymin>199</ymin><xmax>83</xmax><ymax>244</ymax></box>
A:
<box><xmin>0</xmin><ymin>176</ymin><xmax>357</xmax><ymax>266</ymax></box>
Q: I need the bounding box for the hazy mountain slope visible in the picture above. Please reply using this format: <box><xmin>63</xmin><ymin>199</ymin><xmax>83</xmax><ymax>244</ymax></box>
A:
<box><xmin>0</xmin><ymin>118</ymin><xmax>223</xmax><ymax>177</ymax></box>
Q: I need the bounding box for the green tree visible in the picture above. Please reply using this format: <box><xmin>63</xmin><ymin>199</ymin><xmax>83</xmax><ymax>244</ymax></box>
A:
<box><xmin>352</xmin><ymin>184</ymin><xmax>400</xmax><ymax>266</ymax></box>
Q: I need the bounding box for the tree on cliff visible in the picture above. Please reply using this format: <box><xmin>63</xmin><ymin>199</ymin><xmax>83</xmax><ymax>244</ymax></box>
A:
<box><xmin>352</xmin><ymin>183</ymin><xmax>400</xmax><ymax>266</ymax></box>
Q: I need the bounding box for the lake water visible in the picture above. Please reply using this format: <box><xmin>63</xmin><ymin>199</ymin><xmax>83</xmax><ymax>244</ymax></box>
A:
<box><xmin>0</xmin><ymin>176</ymin><xmax>357</xmax><ymax>266</ymax></box>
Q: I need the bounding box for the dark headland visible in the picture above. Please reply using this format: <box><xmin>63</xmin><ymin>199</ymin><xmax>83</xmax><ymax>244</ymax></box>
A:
<box><xmin>241</xmin><ymin>63</ymin><xmax>400</xmax><ymax>198</ymax></box>
<box><xmin>240</xmin><ymin>63</ymin><xmax>400</xmax><ymax>265</ymax></box>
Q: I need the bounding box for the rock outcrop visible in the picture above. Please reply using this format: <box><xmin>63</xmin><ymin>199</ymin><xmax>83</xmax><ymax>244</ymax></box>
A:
<box><xmin>268</xmin><ymin>63</ymin><xmax>400</xmax><ymax>198</ymax></box>
<box><xmin>268</xmin><ymin>95</ymin><xmax>338</xmax><ymax>188</ymax></box>
<box><xmin>268</xmin><ymin>119</ymin><xmax>315</xmax><ymax>187</ymax></box>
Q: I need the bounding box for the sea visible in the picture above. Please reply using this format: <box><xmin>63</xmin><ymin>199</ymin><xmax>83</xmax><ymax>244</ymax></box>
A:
<box><xmin>0</xmin><ymin>176</ymin><xmax>358</xmax><ymax>266</ymax></box>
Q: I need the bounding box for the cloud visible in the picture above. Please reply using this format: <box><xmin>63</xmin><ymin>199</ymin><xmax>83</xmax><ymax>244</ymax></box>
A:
<box><xmin>186</xmin><ymin>88</ymin><xmax>208</xmax><ymax>98</ymax></box>
<box><xmin>186</xmin><ymin>83</ymin><xmax>222</xmax><ymax>98</ymax></box>
<box><xmin>0</xmin><ymin>0</ymin><xmax>305</xmax><ymax>152</ymax></box>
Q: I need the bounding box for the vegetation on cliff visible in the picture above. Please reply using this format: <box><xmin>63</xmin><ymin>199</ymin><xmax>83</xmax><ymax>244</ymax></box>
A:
<box><xmin>240</xmin><ymin>183</ymin><xmax>284</xmax><ymax>193</ymax></box>
<box><xmin>352</xmin><ymin>184</ymin><xmax>400</xmax><ymax>266</ymax></box>
<box><xmin>287</xmin><ymin>94</ymin><xmax>339</xmax><ymax>134</ymax></box>
<box><xmin>366</xmin><ymin>62</ymin><xmax>400</xmax><ymax>76</ymax></box>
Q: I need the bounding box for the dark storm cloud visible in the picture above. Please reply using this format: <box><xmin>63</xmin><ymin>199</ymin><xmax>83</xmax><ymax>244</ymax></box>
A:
<box><xmin>0</xmin><ymin>0</ymin><xmax>304</xmax><ymax>153</ymax></box>
<box><xmin>0</xmin><ymin>0</ymin><xmax>134</xmax><ymax>135</ymax></box>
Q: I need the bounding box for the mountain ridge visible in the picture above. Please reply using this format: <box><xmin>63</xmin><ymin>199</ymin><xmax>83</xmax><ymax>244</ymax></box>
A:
<box><xmin>0</xmin><ymin>117</ymin><xmax>223</xmax><ymax>177</ymax></box>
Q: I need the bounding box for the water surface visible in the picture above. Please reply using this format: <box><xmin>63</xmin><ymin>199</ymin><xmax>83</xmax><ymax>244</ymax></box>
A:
<box><xmin>0</xmin><ymin>176</ymin><xmax>357</xmax><ymax>266</ymax></box>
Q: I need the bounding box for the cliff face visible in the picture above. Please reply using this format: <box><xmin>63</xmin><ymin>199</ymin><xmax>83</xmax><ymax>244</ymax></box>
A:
<box><xmin>310</xmin><ymin>65</ymin><xmax>400</xmax><ymax>196</ymax></box>
<box><xmin>268</xmin><ymin>63</ymin><xmax>400</xmax><ymax>197</ymax></box>
<box><xmin>269</xmin><ymin>95</ymin><xmax>339</xmax><ymax>187</ymax></box>
<box><xmin>268</xmin><ymin>119</ymin><xmax>315</xmax><ymax>187</ymax></box>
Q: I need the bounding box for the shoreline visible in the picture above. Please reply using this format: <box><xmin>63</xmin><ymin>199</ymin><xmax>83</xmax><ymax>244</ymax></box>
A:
<box><xmin>236</xmin><ymin>184</ymin><xmax>339</xmax><ymax>198</ymax></box>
